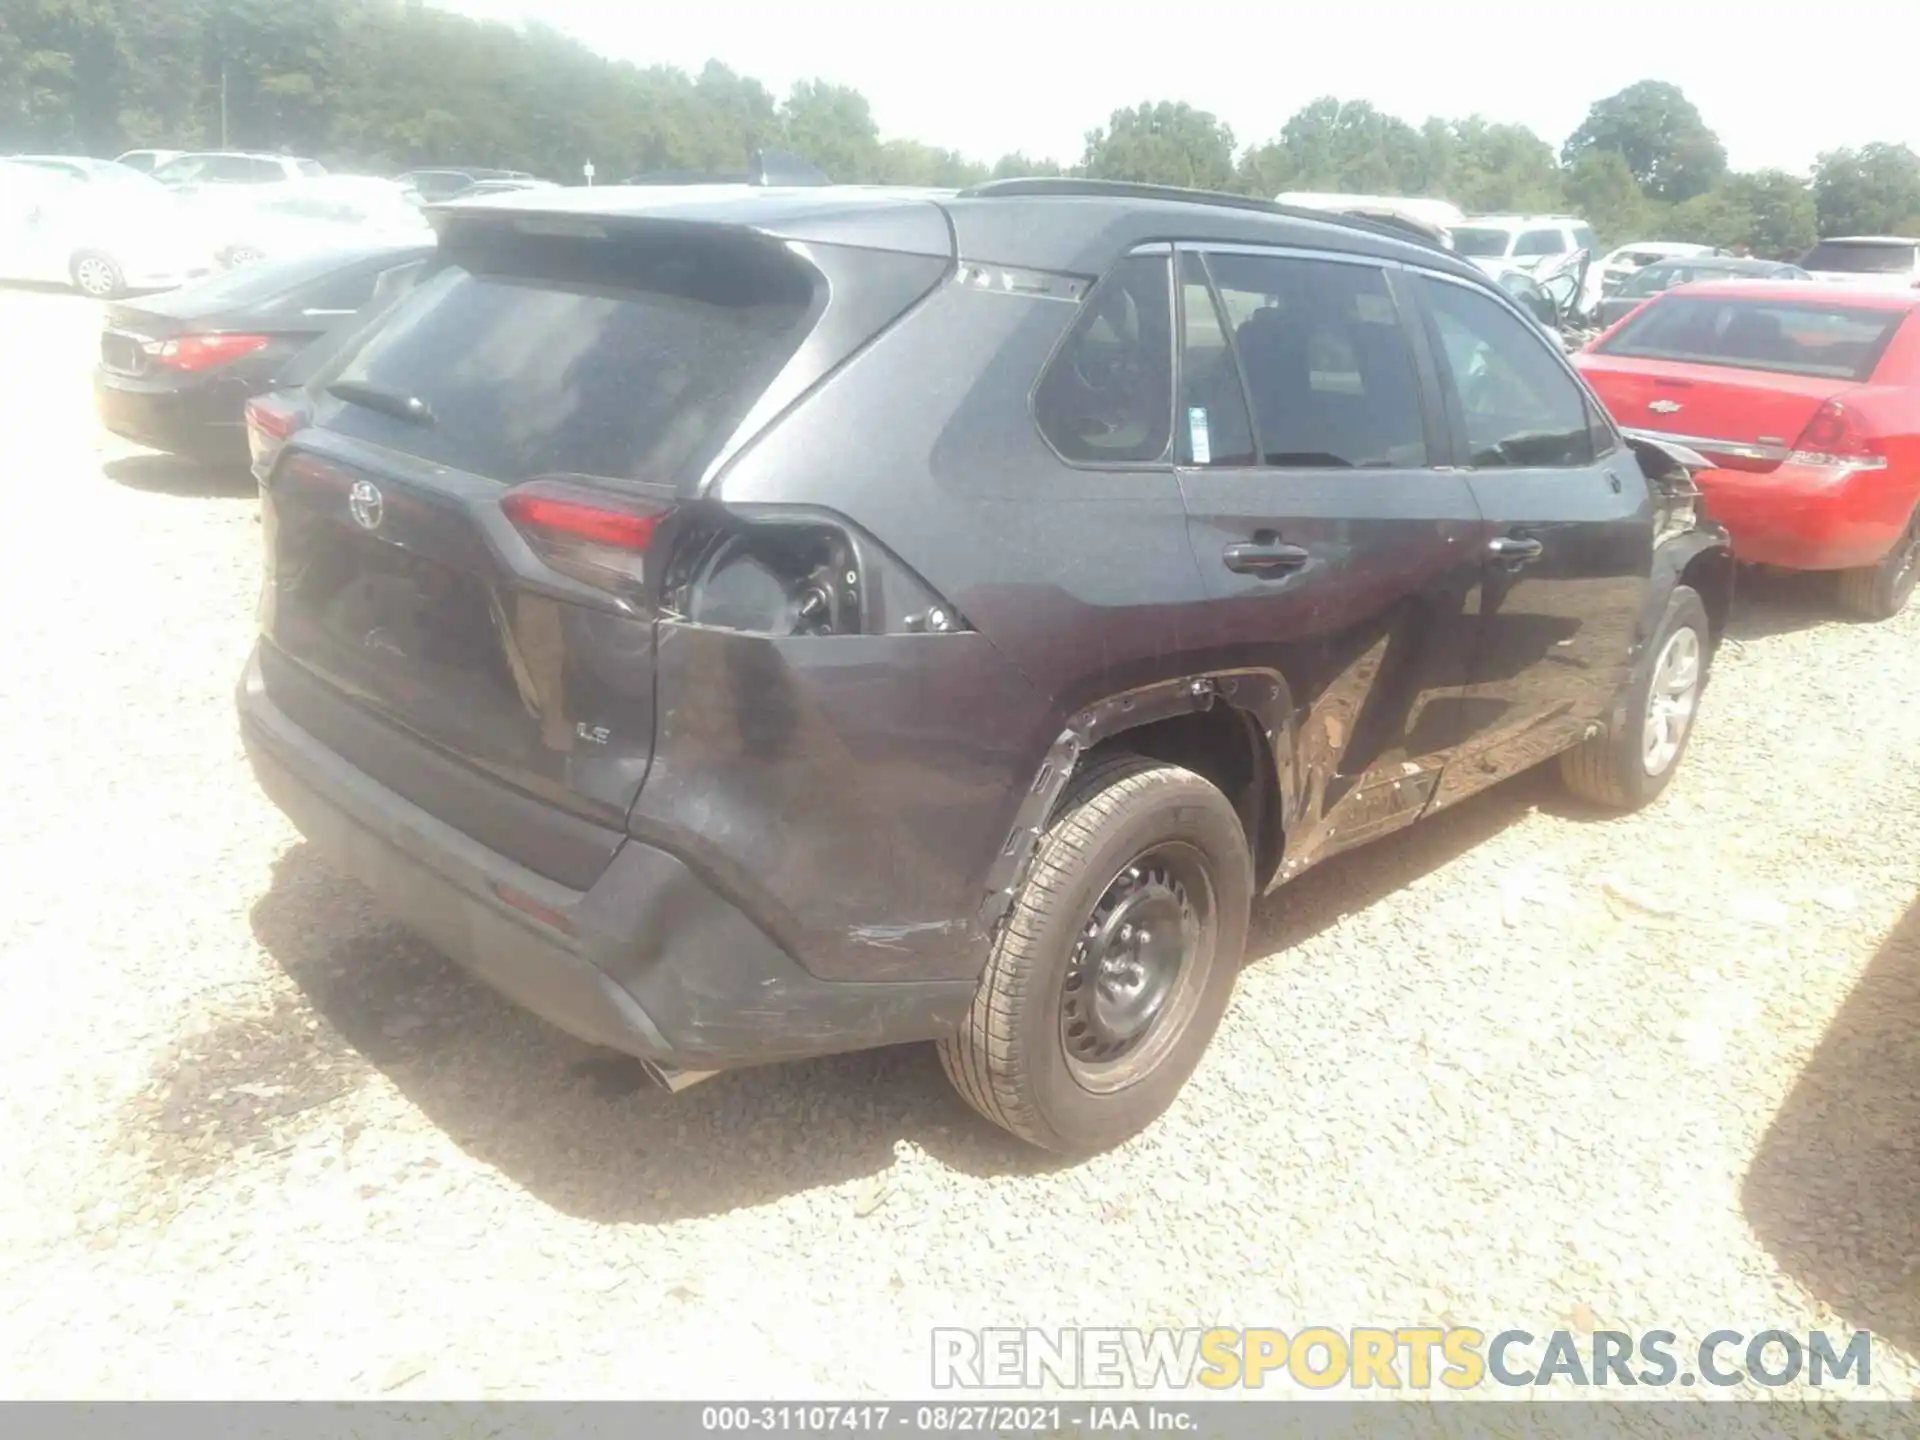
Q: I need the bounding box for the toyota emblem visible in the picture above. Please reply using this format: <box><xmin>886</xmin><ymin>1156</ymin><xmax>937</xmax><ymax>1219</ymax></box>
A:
<box><xmin>348</xmin><ymin>479</ymin><xmax>384</xmax><ymax>531</ymax></box>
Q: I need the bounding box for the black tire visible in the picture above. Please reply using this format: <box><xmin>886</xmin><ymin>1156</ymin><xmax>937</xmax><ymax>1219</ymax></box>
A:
<box><xmin>1559</xmin><ymin>584</ymin><xmax>1712</xmax><ymax>811</ymax></box>
<box><xmin>1836</xmin><ymin>508</ymin><xmax>1920</xmax><ymax>621</ymax></box>
<box><xmin>69</xmin><ymin>251</ymin><xmax>124</xmax><ymax>299</ymax></box>
<box><xmin>938</xmin><ymin>753</ymin><xmax>1252</xmax><ymax>1155</ymax></box>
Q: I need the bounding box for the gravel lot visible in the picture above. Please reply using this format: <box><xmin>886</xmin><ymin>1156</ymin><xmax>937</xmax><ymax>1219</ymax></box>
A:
<box><xmin>1</xmin><ymin>283</ymin><xmax>1918</xmax><ymax>1409</ymax></box>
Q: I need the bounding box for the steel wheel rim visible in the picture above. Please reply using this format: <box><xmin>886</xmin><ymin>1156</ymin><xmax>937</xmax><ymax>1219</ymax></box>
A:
<box><xmin>1060</xmin><ymin>842</ymin><xmax>1217</xmax><ymax>1094</ymax></box>
<box><xmin>74</xmin><ymin>258</ymin><xmax>115</xmax><ymax>296</ymax></box>
<box><xmin>1642</xmin><ymin>625</ymin><xmax>1702</xmax><ymax>775</ymax></box>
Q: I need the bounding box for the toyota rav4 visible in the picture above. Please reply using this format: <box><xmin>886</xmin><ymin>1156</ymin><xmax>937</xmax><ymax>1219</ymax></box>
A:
<box><xmin>238</xmin><ymin>179</ymin><xmax>1733</xmax><ymax>1154</ymax></box>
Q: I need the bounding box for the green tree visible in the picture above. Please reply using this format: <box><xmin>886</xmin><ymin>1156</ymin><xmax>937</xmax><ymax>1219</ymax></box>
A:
<box><xmin>1080</xmin><ymin>101</ymin><xmax>1235</xmax><ymax>190</ymax></box>
<box><xmin>1253</xmin><ymin>96</ymin><xmax>1429</xmax><ymax>195</ymax></box>
<box><xmin>1562</xmin><ymin>149</ymin><xmax>1655</xmax><ymax>246</ymax></box>
<box><xmin>1562</xmin><ymin>79</ymin><xmax>1727</xmax><ymax>202</ymax></box>
<box><xmin>1812</xmin><ymin>143</ymin><xmax>1920</xmax><ymax>238</ymax></box>
<box><xmin>779</xmin><ymin>79</ymin><xmax>881</xmax><ymax>181</ymax></box>
<box><xmin>1445</xmin><ymin>116</ymin><xmax>1564</xmax><ymax>212</ymax></box>
<box><xmin>989</xmin><ymin>152</ymin><xmax>1066</xmax><ymax>180</ymax></box>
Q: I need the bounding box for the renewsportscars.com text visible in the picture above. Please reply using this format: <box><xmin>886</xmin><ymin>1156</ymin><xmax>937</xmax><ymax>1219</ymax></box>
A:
<box><xmin>931</xmin><ymin>1327</ymin><xmax>1874</xmax><ymax>1391</ymax></box>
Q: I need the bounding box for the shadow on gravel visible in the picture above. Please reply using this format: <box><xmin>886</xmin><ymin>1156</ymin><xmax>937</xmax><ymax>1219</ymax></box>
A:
<box><xmin>1724</xmin><ymin>566</ymin><xmax>1851</xmax><ymax>642</ymax></box>
<box><xmin>1743</xmin><ymin>891</ymin><xmax>1920</xmax><ymax>1359</ymax></box>
<box><xmin>1247</xmin><ymin>765</ymin><xmax>1554</xmax><ymax>956</ymax></box>
<box><xmin>105</xmin><ymin>453</ymin><xmax>255</xmax><ymax>498</ymax></box>
<box><xmin>225</xmin><ymin>763</ymin><xmax>1562</xmax><ymax>1222</ymax></box>
<box><xmin>244</xmin><ymin>845</ymin><xmax>1068</xmax><ymax>1224</ymax></box>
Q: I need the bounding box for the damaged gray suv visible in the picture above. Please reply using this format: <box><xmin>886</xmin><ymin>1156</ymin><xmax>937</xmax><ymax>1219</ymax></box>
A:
<box><xmin>239</xmin><ymin>178</ymin><xmax>1732</xmax><ymax>1154</ymax></box>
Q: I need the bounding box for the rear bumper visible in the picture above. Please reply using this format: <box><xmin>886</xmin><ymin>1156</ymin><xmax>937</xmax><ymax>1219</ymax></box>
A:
<box><xmin>237</xmin><ymin>649</ymin><xmax>973</xmax><ymax>1069</ymax></box>
<box><xmin>94</xmin><ymin>367</ymin><xmax>249</xmax><ymax>462</ymax></box>
<box><xmin>1698</xmin><ymin>463</ymin><xmax>1916</xmax><ymax>571</ymax></box>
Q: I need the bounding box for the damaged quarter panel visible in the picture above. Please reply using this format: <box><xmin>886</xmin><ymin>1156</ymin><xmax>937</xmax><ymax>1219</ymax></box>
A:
<box><xmin>686</xmin><ymin>255</ymin><xmax>1213</xmax><ymax>978</ymax></box>
<box><xmin>632</xmin><ymin>621</ymin><xmax>1050</xmax><ymax>982</ymax></box>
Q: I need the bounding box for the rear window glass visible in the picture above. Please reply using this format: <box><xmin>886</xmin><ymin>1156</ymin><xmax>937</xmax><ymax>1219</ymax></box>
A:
<box><xmin>314</xmin><ymin>228</ymin><xmax>820</xmax><ymax>486</ymax></box>
<box><xmin>1452</xmin><ymin>227</ymin><xmax>1512</xmax><ymax>258</ymax></box>
<box><xmin>1595</xmin><ymin>296</ymin><xmax>1907</xmax><ymax>381</ymax></box>
<box><xmin>1801</xmin><ymin>241</ymin><xmax>1917</xmax><ymax>274</ymax></box>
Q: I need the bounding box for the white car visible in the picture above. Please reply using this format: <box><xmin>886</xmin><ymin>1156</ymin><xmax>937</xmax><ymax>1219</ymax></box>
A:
<box><xmin>1451</xmin><ymin>215</ymin><xmax>1602</xmax><ymax>278</ymax></box>
<box><xmin>1799</xmin><ymin>236</ymin><xmax>1920</xmax><ymax>292</ymax></box>
<box><xmin>113</xmin><ymin>149</ymin><xmax>185</xmax><ymax>175</ymax></box>
<box><xmin>150</xmin><ymin>151</ymin><xmax>328</xmax><ymax>196</ymax></box>
<box><xmin>0</xmin><ymin>160</ymin><xmax>218</xmax><ymax>297</ymax></box>
<box><xmin>1595</xmin><ymin>241</ymin><xmax>1722</xmax><ymax>296</ymax></box>
<box><xmin>197</xmin><ymin>176</ymin><xmax>435</xmax><ymax>269</ymax></box>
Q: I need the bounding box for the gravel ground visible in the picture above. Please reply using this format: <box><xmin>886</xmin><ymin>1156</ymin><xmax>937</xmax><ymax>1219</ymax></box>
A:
<box><xmin>1</xmin><ymin>284</ymin><xmax>1918</xmax><ymax>1413</ymax></box>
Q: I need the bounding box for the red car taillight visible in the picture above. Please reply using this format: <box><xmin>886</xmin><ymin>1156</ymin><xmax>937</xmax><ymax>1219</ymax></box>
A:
<box><xmin>1788</xmin><ymin>400</ymin><xmax>1888</xmax><ymax>471</ymax></box>
<box><xmin>501</xmin><ymin>479</ymin><xmax>677</xmax><ymax>598</ymax></box>
<box><xmin>144</xmin><ymin>333</ymin><xmax>271</xmax><ymax>372</ymax></box>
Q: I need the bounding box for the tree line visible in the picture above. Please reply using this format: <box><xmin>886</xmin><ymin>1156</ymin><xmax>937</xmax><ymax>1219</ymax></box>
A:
<box><xmin>6</xmin><ymin>0</ymin><xmax>1920</xmax><ymax>256</ymax></box>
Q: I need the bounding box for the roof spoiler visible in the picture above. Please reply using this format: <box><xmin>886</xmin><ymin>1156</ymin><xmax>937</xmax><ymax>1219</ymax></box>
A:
<box><xmin>623</xmin><ymin>148</ymin><xmax>832</xmax><ymax>188</ymax></box>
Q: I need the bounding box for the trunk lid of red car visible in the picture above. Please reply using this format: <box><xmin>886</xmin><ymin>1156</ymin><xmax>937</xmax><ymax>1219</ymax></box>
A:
<box><xmin>1576</xmin><ymin>353</ymin><xmax>1851</xmax><ymax>471</ymax></box>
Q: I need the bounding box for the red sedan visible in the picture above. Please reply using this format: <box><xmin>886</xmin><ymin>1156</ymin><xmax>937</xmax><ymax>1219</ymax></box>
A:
<box><xmin>1575</xmin><ymin>280</ymin><xmax>1920</xmax><ymax>619</ymax></box>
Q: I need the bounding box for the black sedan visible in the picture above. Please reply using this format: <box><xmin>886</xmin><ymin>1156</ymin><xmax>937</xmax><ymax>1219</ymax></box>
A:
<box><xmin>93</xmin><ymin>242</ymin><xmax>433</xmax><ymax>465</ymax></box>
<box><xmin>1592</xmin><ymin>255</ymin><xmax>1810</xmax><ymax>331</ymax></box>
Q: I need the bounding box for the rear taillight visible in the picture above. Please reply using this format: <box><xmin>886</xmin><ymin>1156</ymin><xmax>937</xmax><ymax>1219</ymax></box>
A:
<box><xmin>1788</xmin><ymin>400</ymin><xmax>1888</xmax><ymax>471</ymax></box>
<box><xmin>501</xmin><ymin>479</ymin><xmax>676</xmax><ymax>598</ymax></box>
<box><xmin>143</xmin><ymin>333</ymin><xmax>271</xmax><ymax>372</ymax></box>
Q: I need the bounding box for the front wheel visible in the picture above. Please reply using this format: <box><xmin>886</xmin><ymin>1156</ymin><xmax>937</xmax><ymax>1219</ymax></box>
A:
<box><xmin>1560</xmin><ymin>584</ymin><xmax>1712</xmax><ymax>811</ymax></box>
<box><xmin>1837</xmin><ymin>508</ymin><xmax>1920</xmax><ymax>621</ymax></box>
<box><xmin>69</xmin><ymin>251</ymin><xmax>124</xmax><ymax>299</ymax></box>
<box><xmin>938</xmin><ymin>754</ymin><xmax>1252</xmax><ymax>1155</ymax></box>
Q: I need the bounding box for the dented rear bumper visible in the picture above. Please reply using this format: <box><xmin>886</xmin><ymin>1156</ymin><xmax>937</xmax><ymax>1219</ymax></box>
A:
<box><xmin>238</xmin><ymin>647</ymin><xmax>975</xmax><ymax>1070</ymax></box>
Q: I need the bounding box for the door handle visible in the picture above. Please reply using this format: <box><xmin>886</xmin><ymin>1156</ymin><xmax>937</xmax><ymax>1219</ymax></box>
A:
<box><xmin>1486</xmin><ymin>535</ymin><xmax>1545</xmax><ymax>566</ymax></box>
<box><xmin>1222</xmin><ymin>540</ymin><xmax>1311</xmax><ymax>576</ymax></box>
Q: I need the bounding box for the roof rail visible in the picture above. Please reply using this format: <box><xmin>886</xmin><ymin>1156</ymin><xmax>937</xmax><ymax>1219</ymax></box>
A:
<box><xmin>954</xmin><ymin>177</ymin><xmax>1451</xmax><ymax>252</ymax></box>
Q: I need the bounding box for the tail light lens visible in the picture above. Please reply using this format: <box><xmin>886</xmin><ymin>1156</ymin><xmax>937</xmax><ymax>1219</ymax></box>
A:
<box><xmin>501</xmin><ymin>479</ymin><xmax>676</xmax><ymax>598</ymax></box>
<box><xmin>1788</xmin><ymin>400</ymin><xmax>1888</xmax><ymax>471</ymax></box>
<box><xmin>143</xmin><ymin>333</ymin><xmax>271</xmax><ymax>372</ymax></box>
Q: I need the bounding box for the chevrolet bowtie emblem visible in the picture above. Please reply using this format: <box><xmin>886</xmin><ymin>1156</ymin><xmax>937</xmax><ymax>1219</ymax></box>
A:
<box><xmin>1648</xmin><ymin>400</ymin><xmax>1683</xmax><ymax>414</ymax></box>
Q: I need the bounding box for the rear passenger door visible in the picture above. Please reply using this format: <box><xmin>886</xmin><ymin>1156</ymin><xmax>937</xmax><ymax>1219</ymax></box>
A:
<box><xmin>1410</xmin><ymin>269</ymin><xmax>1655</xmax><ymax>803</ymax></box>
<box><xmin>1172</xmin><ymin>245</ymin><xmax>1488</xmax><ymax>872</ymax></box>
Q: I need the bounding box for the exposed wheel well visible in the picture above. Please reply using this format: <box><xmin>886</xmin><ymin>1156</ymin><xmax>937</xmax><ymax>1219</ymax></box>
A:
<box><xmin>1680</xmin><ymin>547</ymin><xmax>1735</xmax><ymax>642</ymax></box>
<box><xmin>1083</xmin><ymin>705</ymin><xmax>1281</xmax><ymax>887</ymax></box>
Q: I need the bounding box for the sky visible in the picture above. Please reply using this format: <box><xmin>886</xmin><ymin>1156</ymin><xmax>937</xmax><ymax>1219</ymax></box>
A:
<box><xmin>435</xmin><ymin>0</ymin><xmax>1920</xmax><ymax>177</ymax></box>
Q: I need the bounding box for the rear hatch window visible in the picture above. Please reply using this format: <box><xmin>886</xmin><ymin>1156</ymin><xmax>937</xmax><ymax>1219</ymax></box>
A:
<box><xmin>1593</xmin><ymin>296</ymin><xmax>1907</xmax><ymax>382</ymax></box>
<box><xmin>308</xmin><ymin>226</ymin><xmax>820</xmax><ymax>489</ymax></box>
<box><xmin>1801</xmin><ymin>240</ymin><xmax>1917</xmax><ymax>274</ymax></box>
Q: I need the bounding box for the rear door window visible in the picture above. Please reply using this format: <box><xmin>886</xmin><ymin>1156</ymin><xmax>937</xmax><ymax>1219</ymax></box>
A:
<box><xmin>312</xmin><ymin>227</ymin><xmax>822</xmax><ymax>487</ymax></box>
<box><xmin>1514</xmin><ymin>229</ymin><xmax>1568</xmax><ymax>257</ymax></box>
<box><xmin>1801</xmin><ymin>241</ymin><xmax>1918</xmax><ymax>274</ymax></box>
<box><xmin>1034</xmin><ymin>253</ymin><xmax>1175</xmax><ymax>464</ymax></box>
<box><xmin>1594</xmin><ymin>296</ymin><xmax>1908</xmax><ymax>381</ymax></box>
<box><xmin>1417</xmin><ymin>275</ymin><xmax>1595</xmax><ymax>469</ymax></box>
<box><xmin>1451</xmin><ymin>227</ymin><xmax>1514</xmax><ymax>259</ymax></box>
<box><xmin>1175</xmin><ymin>253</ymin><xmax>1256</xmax><ymax>467</ymax></box>
<box><xmin>1199</xmin><ymin>252</ymin><xmax>1426</xmax><ymax>468</ymax></box>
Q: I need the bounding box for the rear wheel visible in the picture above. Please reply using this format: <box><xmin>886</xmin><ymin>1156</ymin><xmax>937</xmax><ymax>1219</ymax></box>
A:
<box><xmin>937</xmin><ymin>754</ymin><xmax>1252</xmax><ymax>1155</ymax></box>
<box><xmin>1560</xmin><ymin>585</ymin><xmax>1711</xmax><ymax>811</ymax></box>
<box><xmin>69</xmin><ymin>251</ymin><xmax>124</xmax><ymax>299</ymax></box>
<box><xmin>1837</xmin><ymin>508</ymin><xmax>1920</xmax><ymax>621</ymax></box>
